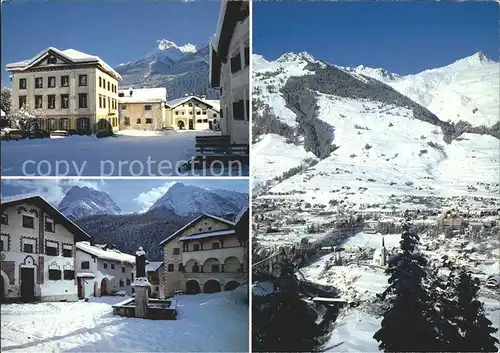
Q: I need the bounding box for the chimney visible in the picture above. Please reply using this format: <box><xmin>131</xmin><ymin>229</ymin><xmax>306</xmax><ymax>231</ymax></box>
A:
<box><xmin>184</xmin><ymin>93</ymin><xmax>189</xmax><ymax>97</ymax></box>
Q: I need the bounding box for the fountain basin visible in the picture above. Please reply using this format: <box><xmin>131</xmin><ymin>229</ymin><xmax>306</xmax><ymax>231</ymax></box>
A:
<box><xmin>112</xmin><ymin>298</ymin><xmax>177</xmax><ymax>320</ymax></box>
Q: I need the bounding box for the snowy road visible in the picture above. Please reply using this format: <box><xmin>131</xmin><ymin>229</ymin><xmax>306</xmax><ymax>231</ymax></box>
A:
<box><xmin>0</xmin><ymin>291</ymin><xmax>249</xmax><ymax>352</ymax></box>
<box><xmin>1</xmin><ymin>130</ymin><xmax>232</xmax><ymax>176</ymax></box>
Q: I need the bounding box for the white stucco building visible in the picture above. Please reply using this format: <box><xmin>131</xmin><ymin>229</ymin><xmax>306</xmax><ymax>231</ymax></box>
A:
<box><xmin>118</xmin><ymin>87</ymin><xmax>168</xmax><ymax>131</ymax></box>
<box><xmin>159</xmin><ymin>212</ymin><xmax>249</xmax><ymax>297</ymax></box>
<box><xmin>0</xmin><ymin>196</ymin><xmax>91</xmax><ymax>302</ymax></box>
<box><xmin>165</xmin><ymin>96</ymin><xmax>220</xmax><ymax>131</ymax></box>
<box><xmin>6</xmin><ymin>47</ymin><xmax>122</xmax><ymax>134</ymax></box>
<box><xmin>209</xmin><ymin>0</ymin><xmax>249</xmax><ymax>144</ymax></box>
<box><xmin>75</xmin><ymin>241</ymin><xmax>135</xmax><ymax>298</ymax></box>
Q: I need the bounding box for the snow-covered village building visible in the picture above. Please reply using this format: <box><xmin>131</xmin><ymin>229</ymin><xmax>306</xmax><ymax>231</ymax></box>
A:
<box><xmin>146</xmin><ymin>261</ymin><xmax>165</xmax><ymax>298</ymax></box>
<box><xmin>165</xmin><ymin>96</ymin><xmax>221</xmax><ymax>131</ymax></box>
<box><xmin>118</xmin><ymin>87</ymin><xmax>168</xmax><ymax>131</ymax></box>
<box><xmin>6</xmin><ymin>47</ymin><xmax>122</xmax><ymax>134</ymax></box>
<box><xmin>75</xmin><ymin>242</ymin><xmax>135</xmax><ymax>298</ymax></box>
<box><xmin>0</xmin><ymin>196</ymin><xmax>91</xmax><ymax>302</ymax></box>
<box><xmin>159</xmin><ymin>211</ymin><xmax>249</xmax><ymax>296</ymax></box>
<box><xmin>209</xmin><ymin>0</ymin><xmax>249</xmax><ymax>144</ymax></box>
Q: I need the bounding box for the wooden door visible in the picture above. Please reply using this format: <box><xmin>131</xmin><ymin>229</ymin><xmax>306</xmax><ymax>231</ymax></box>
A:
<box><xmin>20</xmin><ymin>267</ymin><xmax>35</xmax><ymax>302</ymax></box>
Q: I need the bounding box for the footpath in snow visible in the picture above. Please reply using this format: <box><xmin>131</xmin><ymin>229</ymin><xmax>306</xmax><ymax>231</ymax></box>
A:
<box><xmin>0</xmin><ymin>290</ymin><xmax>249</xmax><ymax>352</ymax></box>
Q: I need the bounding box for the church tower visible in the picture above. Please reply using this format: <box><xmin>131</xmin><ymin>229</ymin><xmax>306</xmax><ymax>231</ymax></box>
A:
<box><xmin>380</xmin><ymin>237</ymin><xmax>387</xmax><ymax>267</ymax></box>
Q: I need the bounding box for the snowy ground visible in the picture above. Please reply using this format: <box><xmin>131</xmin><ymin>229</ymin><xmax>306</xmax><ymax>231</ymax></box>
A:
<box><xmin>1</xmin><ymin>130</ymin><xmax>238</xmax><ymax>176</ymax></box>
<box><xmin>0</xmin><ymin>291</ymin><xmax>249</xmax><ymax>352</ymax></box>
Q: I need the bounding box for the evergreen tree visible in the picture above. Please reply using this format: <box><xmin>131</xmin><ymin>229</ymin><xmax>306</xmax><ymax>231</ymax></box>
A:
<box><xmin>373</xmin><ymin>220</ymin><xmax>440</xmax><ymax>352</ymax></box>
<box><xmin>439</xmin><ymin>268</ymin><xmax>499</xmax><ymax>352</ymax></box>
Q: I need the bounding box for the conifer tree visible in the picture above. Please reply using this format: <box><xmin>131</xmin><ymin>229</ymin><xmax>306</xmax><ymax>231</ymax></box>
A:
<box><xmin>373</xmin><ymin>220</ymin><xmax>440</xmax><ymax>352</ymax></box>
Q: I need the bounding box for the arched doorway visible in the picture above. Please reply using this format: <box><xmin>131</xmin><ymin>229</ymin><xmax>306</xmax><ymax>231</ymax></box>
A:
<box><xmin>185</xmin><ymin>280</ymin><xmax>201</xmax><ymax>294</ymax></box>
<box><xmin>203</xmin><ymin>280</ymin><xmax>221</xmax><ymax>294</ymax></box>
<box><xmin>224</xmin><ymin>281</ymin><xmax>240</xmax><ymax>291</ymax></box>
<box><xmin>177</xmin><ymin>120</ymin><xmax>185</xmax><ymax>130</ymax></box>
<box><xmin>100</xmin><ymin>278</ymin><xmax>108</xmax><ymax>295</ymax></box>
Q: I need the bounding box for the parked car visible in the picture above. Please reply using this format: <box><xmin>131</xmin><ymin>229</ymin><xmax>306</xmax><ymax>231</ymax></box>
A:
<box><xmin>29</xmin><ymin>129</ymin><xmax>50</xmax><ymax>139</ymax></box>
<box><xmin>1</xmin><ymin>128</ymin><xmax>29</xmax><ymax>141</ymax></box>
<box><xmin>50</xmin><ymin>130</ymin><xmax>69</xmax><ymax>138</ymax></box>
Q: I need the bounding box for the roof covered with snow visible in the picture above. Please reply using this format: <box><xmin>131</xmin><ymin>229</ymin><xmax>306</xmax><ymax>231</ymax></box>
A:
<box><xmin>165</xmin><ymin>96</ymin><xmax>220</xmax><ymax>111</ymax></box>
<box><xmin>6</xmin><ymin>47</ymin><xmax>122</xmax><ymax>81</ymax></box>
<box><xmin>118</xmin><ymin>87</ymin><xmax>167</xmax><ymax>103</ymax></box>
<box><xmin>160</xmin><ymin>213</ymin><xmax>234</xmax><ymax>245</ymax></box>
<box><xmin>178</xmin><ymin>229</ymin><xmax>236</xmax><ymax>241</ymax></box>
<box><xmin>76</xmin><ymin>241</ymin><xmax>135</xmax><ymax>264</ymax></box>
<box><xmin>146</xmin><ymin>261</ymin><xmax>164</xmax><ymax>272</ymax></box>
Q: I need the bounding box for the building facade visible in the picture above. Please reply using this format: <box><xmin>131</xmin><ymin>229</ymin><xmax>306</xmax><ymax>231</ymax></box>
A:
<box><xmin>165</xmin><ymin>96</ymin><xmax>220</xmax><ymax>131</ymax></box>
<box><xmin>6</xmin><ymin>47</ymin><xmax>121</xmax><ymax>133</ymax></box>
<box><xmin>75</xmin><ymin>242</ymin><xmax>135</xmax><ymax>298</ymax></box>
<box><xmin>159</xmin><ymin>214</ymin><xmax>248</xmax><ymax>297</ymax></box>
<box><xmin>118</xmin><ymin>87</ymin><xmax>167</xmax><ymax>131</ymax></box>
<box><xmin>210</xmin><ymin>0</ymin><xmax>250</xmax><ymax>144</ymax></box>
<box><xmin>146</xmin><ymin>261</ymin><xmax>165</xmax><ymax>298</ymax></box>
<box><xmin>0</xmin><ymin>196</ymin><xmax>91</xmax><ymax>302</ymax></box>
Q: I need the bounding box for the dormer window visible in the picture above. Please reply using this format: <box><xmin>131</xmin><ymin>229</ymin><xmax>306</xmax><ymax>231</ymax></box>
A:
<box><xmin>118</xmin><ymin>92</ymin><xmax>124</xmax><ymax>97</ymax></box>
<box><xmin>47</xmin><ymin>56</ymin><xmax>57</xmax><ymax>65</ymax></box>
<box><xmin>129</xmin><ymin>90</ymin><xmax>133</xmax><ymax>96</ymax></box>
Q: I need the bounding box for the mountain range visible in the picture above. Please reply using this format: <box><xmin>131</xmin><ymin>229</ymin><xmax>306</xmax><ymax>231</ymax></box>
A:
<box><xmin>252</xmin><ymin>51</ymin><xmax>499</xmax><ymax>209</ymax></box>
<box><xmin>115</xmin><ymin>39</ymin><xmax>219</xmax><ymax>100</ymax></box>
<box><xmin>57</xmin><ymin>183</ymin><xmax>248</xmax><ymax>260</ymax></box>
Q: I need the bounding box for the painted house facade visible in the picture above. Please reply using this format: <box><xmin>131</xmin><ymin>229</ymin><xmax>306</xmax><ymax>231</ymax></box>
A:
<box><xmin>165</xmin><ymin>96</ymin><xmax>220</xmax><ymax>131</ymax></box>
<box><xmin>118</xmin><ymin>87</ymin><xmax>168</xmax><ymax>131</ymax></box>
<box><xmin>75</xmin><ymin>242</ymin><xmax>135</xmax><ymax>298</ymax></box>
<box><xmin>6</xmin><ymin>47</ymin><xmax>122</xmax><ymax>134</ymax></box>
<box><xmin>159</xmin><ymin>214</ymin><xmax>248</xmax><ymax>297</ymax></box>
<box><xmin>210</xmin><ymin>0</ymin><xmax>250</xmax><ymax>144</ymax></box>
<box><xmin>0</xmin><ymin>196</ymin><xmax>91</xmax><ymax>302</ymax></box>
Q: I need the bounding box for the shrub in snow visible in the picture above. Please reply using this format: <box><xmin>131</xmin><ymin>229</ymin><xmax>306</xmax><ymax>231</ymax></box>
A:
<box><xmin>9</xmin><ymin>105</ymin><xmax>44</xmax><ymax>131</ymax></box>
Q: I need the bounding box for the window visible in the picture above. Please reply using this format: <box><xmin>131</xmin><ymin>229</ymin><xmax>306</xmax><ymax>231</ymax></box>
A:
<box><xmin>167</xmin><ymin>264</ymin><xmax>174</xmax><ymax>272</ymax></box>
<box><xmin>211</xmin><ymin>265</ymin><xmax>220</xmax><ymax>273</ymax></box>
<box><xmin>111</xmin><ymin>264</ymin><xmax>115</xmax><ymax>270</ymax></box>
<box><xmin>124</xmin><ymin>117</ymin><xmax>130</xmax><ymax>126</ymax></box>
<box><xmin>136</xmin><ymin>118</ymin><xmax>141</xmax><ymax>124</ymax></box>
<box><xmin>1</xmin><ymin>234</ymin><xmax>9</xmax><ymax>251</ymax></box>
<box><xmin>233</xmin><ymin>100</ymin><xmax>245</xmax><ymax>120</ymax></box>
<box><xmin>49</xmin><ymin>269</ymin><xmax>62</xmax><ymax>280</ymax></box>
<box><xmin>188</xmin><ymin>103</ymin><xmax>192</xmax><ymax>107</ymax></box>
<box><xmin>182</xmin><ymin>243</ymin><xmax>189</xmax><ymax>252</ymax></box>
<box><xmin>119</xmin><ymin>279</ymin><xmax>124</xmax><ymax>287</ymax></box>
<box><xmin>213</xmin><ymin>113</ymin><xmax>218</xmax><ymax>118</ymax></box>
<box><xmin>173</xmin><ymin>248</ymin><xmax>180</xmax><ymax>255</ymax></box>
<box><xmin>47</xmin><ymin>56</ymin><xmax>57</xmax><ymax>64</ymax></box>
<box><xmin>62</xmin><ymin>246</ymin><xmax>72</xmax><ymax>258</ymax></box>
<box><xmin>202</xmin><ymin>111</ymin><xmax>207</xmax><ymax>115</ymax></box>
<box><xmin>35</xmin><ymin>95</ymin><xmax>43</xmax><ymax>109</ymax></box>
<box><xmin>108</xmin><ymin>97</ymin><xmax>110</xmax><ymax>109</ymax></box>
<box><xmin>61</xmin><ymin>76</ymin><xmax>69</xmax><ymax>87</ymax></box>
<box><xmin>35</xmin><ymin>77</ymin><xmax>43</xmax><ymax>88</ymax></box>
<box><xmin>0</xmin><ymin>240</ymin><xmax>3</xmax><ymax>251</ymax></box>
<box><xmin>146</xmin><ymin>118</ymin><xmax>152</xmax><ymax>124</ymax></box>
<box><xmin>212</xmin><ymin>242</ymin><xmax>220</xmax><ymax>249</ymax></box>
<box><xmin>107</xmin><ymin>82</ymin><xmax>110</xmax><ymax>91</ymax></box>
<box><xmin>22</xmin><ymin>215</ymin><xmax>34</xmax><ymax>229</ymax></box>
<box><xmin>145</xmin><ymin>105</ymin><xmax>152</xmax><ymax>111</ymax></box>
<box><xmin>47</xmin><ymin>118</ymin><xmax>56</xmax><ymax>131</ymax></box>
<box><xmin>126</xmin><ymin>278</ymin><xmax>131</xmax><ymax>285</ymax></box>
<box><xmin>193</xmin><ymin>244</ymin><xmax>200</xmax><ymax>251</ymax></box>
<box><xmin>103</xmin><ymin>78</ymin><xmax>106</xmax><ymax>88</ymax></box>
<box><xmin>19</xmin><ymin>96</ymin><xmax>27</xmax><ymax>108</ymax></box>
<box><xmin>122</xmin><ymin>267</ymin><xmax>125</xmax><ymax>273</ymax></box>
<box><xmin>48</xmin><ymin>95</ymin><xmax>56</xmax><ymax>109</ymax></box>
<box><xmin>99</xmin><ymin>95</ymin><xmax>102</xmax><ymax>108</ymax></box>
<box><xmin>99</xmin><ymin>77</ymin><xmax>102</xmax><ymax>87</ymax></box>
<box><xmin>79</xmin><ymin>75</ymin><xmax>87</xmax><ymax>86</ymax></box>
<box><xmin>61</xmin><ymin>94</ymin><xmax>69</xmax><ymax>109</ymax></box>
<box><xmin>1</xmin><ymin>214</ymin><xmax>8</xmax><ymax>225</ymax></box>
<box><xmin>45</xmin><ymin>243</ymin><xmax>58</xmax><ymax>256</ymax></box>
<box><xmin>103</xmin><ymin>96</ymin><xmax>106</xmax><ymax>108</ymax></box>
<box><xmin>118</xmin><ymin>92</ymin><xmax>124</xmax><ymax>97</ymax></box>
<box><xmin>196</xmin><ymin>111</ymin><xmax>201</xmax><ymax>115</ymax></box>
<box><xmin>203</xmin><ymin>119</ymin><xmax>208</xmax><ymax>123</ymax></box>
<box><xmin>78</xmin><ymin>94</ymin><xmax>87</xmax><ymax>108</ymax></box>
<box><xmin>230</xmin><ymin>51</ymin><xmax>242</xmax><ymax>74</ymax></box>
<box><xmin>196</xmin><ymin>119</ymin><xmax>202</xmax><ymax>123</ymax></box>
<box><xmin>63</xmin><ymin>270</ymin><xmax>75</xmax><ymax>280</ymax></box>
<box><xmin>48</xmin><ymin>76</ymin><xmax>56</xmax><ymax>88</ymax></box>
<box><xmin>45</xmin><ymin>218</ymin><xmax>55</xmax><ymax>232</ymax></box>
<box><xmin>181</xmin><ymin>111</ymin><xmax>184</xmax><ymax>115</ymax></box>
<box><xmin>81</xmin><ymin>261</ymin><xmax>90</xmax><ymax>269</ymax></box>
<box><xmin>60</xmin><ymin>118</ymin><xmax>69</xmax><ymax>130</ymax></box>
<box><xmin>244</xmin><ymin>46</ymin><xmax>250</xmax><ymax>67</ymax></box>
<box><xmin>121</xmin><ymin>104</ymin><xmax>127</xmax><ymax>110</ymax></box>
<box><xmin>103</xmin><ymin>263</ymin><xmax>108</xmax><ymax>269</ymax></box>
<box><xmin>23</xmin><ymin>243</ymin><xmax>33</xmax><ymax>253</ymax></box>
<box><xmin>175</xmin><ymin>111</ymin><xmax>179</xmax><ymax>115</ymax></box>
<box><xmin>19</xmin><ymin>78</ymin><xmax>27</xmax><ymax>89</ymax></box>
<box><xmin>178</xmin><ymin>263</ymin><xmax>184</xmax><ymax>272</ymax></box>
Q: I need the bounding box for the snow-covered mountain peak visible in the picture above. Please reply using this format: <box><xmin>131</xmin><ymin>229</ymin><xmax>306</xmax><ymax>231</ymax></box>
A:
<box><xmin>58</xmin><ymin>186</ymin><xmax>123</xmax><ymax>220</ymax></box>
<box><xmin>155</xmin><ymin>39</ymin><xmax>198</xmax><ymax>54</ymax></box>
<box><xmin>276</xmin><ymin>51</ymin><xmax>316</xmax><ymax>64</ymax></box>
<box><xmin>452</xmin><ymin>51</ymin><xmax>492</xmax><ymax>66</ymax></box>
<box><xmin>352</xmin><ymin>65</ymin><xmax>401</xmax><ymax>81</ymax></box>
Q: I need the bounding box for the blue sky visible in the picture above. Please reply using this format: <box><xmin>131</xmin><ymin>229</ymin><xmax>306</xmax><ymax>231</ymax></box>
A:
<box><xmin>1</xmin><ymin>0</ymin><xmax>219</xmax><ymax>87</ymax></box>
<box><xmin>254</xmin><ymin>1</ymin><xmax>498</xmax><ymax>74</ymax></box>
<box><xmin>0</xmin><ymin>179</ymin><xmax>249</xmax><ymax>213</ymax></box>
